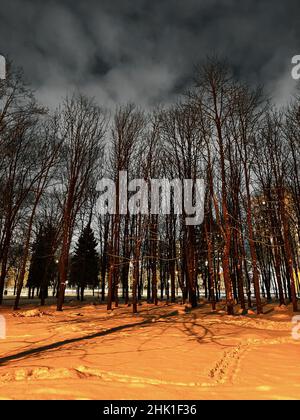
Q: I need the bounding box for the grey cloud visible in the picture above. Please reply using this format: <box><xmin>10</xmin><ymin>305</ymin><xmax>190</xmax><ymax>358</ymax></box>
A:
<box><xmin>0</xmin><ymin>0</ymin><xmax>299</xmax><ymax>108</ymax></box>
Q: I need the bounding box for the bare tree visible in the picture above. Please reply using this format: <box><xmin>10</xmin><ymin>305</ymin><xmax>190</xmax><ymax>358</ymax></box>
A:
<box><xmin>56</xmin><ymin>94</ymin><xmax>106</xmax><ymax>311</ymax></box>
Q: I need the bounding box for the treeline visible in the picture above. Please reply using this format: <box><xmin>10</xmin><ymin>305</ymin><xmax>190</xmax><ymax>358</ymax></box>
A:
<box><xmin>0</xmin><ymin>58</ymin><xmax>299</xmax><ymax>315</ymax></box>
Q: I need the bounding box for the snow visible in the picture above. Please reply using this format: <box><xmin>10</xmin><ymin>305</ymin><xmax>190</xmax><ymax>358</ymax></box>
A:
<box><xmin>0</xmin><ymin>300</ymin><xmax>299</xmax><ymax>400</ymax></box>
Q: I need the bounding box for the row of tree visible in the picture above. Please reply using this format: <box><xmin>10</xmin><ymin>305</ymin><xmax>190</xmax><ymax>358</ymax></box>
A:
<box><xmin>0</xmin><ymin>58</ymin><xmax>299</xmax><ymax>314</ymax></box>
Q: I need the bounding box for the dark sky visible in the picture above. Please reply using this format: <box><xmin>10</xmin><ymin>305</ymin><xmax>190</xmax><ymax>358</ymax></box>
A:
<box><xmin>0</xmin><ymin>0</ymin><xmax>299</xmax><ymax>108</ymax></box>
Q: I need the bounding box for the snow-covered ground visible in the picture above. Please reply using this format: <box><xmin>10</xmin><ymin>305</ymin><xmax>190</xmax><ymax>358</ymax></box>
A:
<box><xmin>0</xmin><ymin>299</ymin><xmax>299</xmax><ymax>400</ymax></box>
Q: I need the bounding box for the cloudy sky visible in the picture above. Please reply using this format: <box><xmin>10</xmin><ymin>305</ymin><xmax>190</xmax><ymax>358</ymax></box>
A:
<box><xmin>0</xmin><ymin>0</ymin><xmax>299</xmax><ymax>108</ymax></box>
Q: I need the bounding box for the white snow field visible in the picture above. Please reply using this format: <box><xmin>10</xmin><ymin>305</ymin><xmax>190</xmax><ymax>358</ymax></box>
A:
<box><xmin>0</xmin><ymin>300</ymin><xmax>299</xmax><ymax>400</ymax></box>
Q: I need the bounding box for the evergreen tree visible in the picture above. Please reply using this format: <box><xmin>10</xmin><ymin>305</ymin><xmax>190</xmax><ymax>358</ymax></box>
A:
<box><xmin>70</xmin><ymin>225</ymin><xmax>99</xmax><ymax>301</ymax></box>
<box><xmin>27</xmin><ymin>223</ymin><xmax>57</xmax><ymax>302</ymax></box>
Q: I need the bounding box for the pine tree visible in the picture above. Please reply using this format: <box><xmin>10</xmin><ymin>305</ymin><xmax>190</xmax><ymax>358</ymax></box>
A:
<box><xmin>27</xmin><ymin>223</ymin><xmax>57</xmax><ymax>302</ymax></box>
<box><xmin>70</xmin><ymin>225</ymin><xmax>99</xmax><ymax>301</ymax></box>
